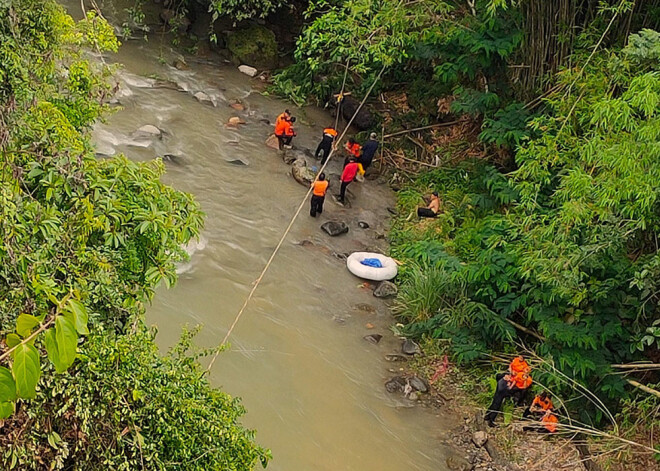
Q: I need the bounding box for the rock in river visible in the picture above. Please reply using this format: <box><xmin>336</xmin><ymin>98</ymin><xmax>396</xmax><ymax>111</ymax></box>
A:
<box><xmin>238</xmin><ymin>65</ymin><xmax>258</xmax><ymax>77</ymax></box>
<box><xmin>134</xmin><ymin>124</ymin><xmax>162</xmax><ymax>139</ymax></box>
<box><xmin>265</xmin><ymin>134</ymin><xmax>279</xmax><ymax>150</ymax></box>
<box><xmin>363</xmin><ymin>334</ymin><xmax>382</xmax><ymax>344</ymax></box>
<box><xmin>373</xmin><ymin>281</ymin><xmax>398</xmax><ymax>298</ymax></box>
<box><xmin>385</xmin><ymin>376</ymin><xmax>407</xmax><ymax>393</ymax></box>
<box><xmin>321</xmin><ymin>221</ymin><xmax>349</xmax><ymax>237</ymax></box>
<box><xmin>194</xmin><ymin>91</ymin><xmax>214</xmax><ymax>105</ymax></box>
<box><xmin>291</xmin><ymin>158</ymin><xmax>316</xmax><ymax>186</ymax></box>
<box><xmin>409</xmin><ymin>376</ymin><xmax>429</xmax><ymax>393</ymax></box>
<box><xmin>402</xmin><ymin>338</ymin><xmax>421</xmax><ymax>355</ymax></box>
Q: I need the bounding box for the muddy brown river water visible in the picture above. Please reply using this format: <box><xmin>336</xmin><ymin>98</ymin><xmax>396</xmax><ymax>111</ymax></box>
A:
<box><xmin>62</xmin><ymin>3</ymin><xmax>456</xmax><ymax>468</ymax></box>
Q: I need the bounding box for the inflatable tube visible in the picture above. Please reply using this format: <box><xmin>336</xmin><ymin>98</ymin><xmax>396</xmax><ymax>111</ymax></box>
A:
<box><xmin>346</xmin><ymin>252</ymin><xmax>398</xmax><ymax>281</ymax></box>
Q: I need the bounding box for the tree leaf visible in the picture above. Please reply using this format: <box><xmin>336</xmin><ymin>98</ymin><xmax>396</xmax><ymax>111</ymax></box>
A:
<box><xmin>66</xmin><ymin>299</ymin><xmax>89</xmax><ymax>335</ymax></box>
<box><xmin>0</xmin><ymin>366</ymin><xmax>17</xmax><ymax>402</ymax></box>
<box><xmin>0</xmin><ymin>401</ymin><xmax>14</xmax><ymax>419</ymax></box>
<box><xmin>5</xmin><ymin>334</ymin><xmax>21</xmax><ymax>348</ymax></box>
<box><xmin>12</xmin><ymin>343</ymin><xmax>41</xmax><ymax>399</ymax></box>
<box><xmin>16</xmin><ymin>314</ymin><xmax>40</xmax><ymax>338</ymax></box>
<box><xmin>45</xmin><ymin>317</ymin><xmax>78</xmax><ymax>373</ymax></box>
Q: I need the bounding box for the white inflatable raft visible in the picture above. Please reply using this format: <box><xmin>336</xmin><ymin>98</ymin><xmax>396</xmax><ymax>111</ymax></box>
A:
<box><xmin>346</xmin><ymin>252</ymin><xmax>398</xmax><ymax>281</ymax></box>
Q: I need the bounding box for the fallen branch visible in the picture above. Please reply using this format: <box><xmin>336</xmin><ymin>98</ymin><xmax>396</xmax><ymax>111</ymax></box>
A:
<box><xmin>505</xmin><ymin>318</ymin><xmax>547</xmax><ymax>342</ymax></box>
<box><xmin>612</xmin><ymin>363</ymin><xmax>660</xmax><ymax>369</ymax></box>
<box><xmin>627</xmin><ymin>379</ymin><xmax>660</xmax><ymax>399</ymax></box>
<box><xmin>383</xmin><ymin>120</ymin><xmax>461</xmax><ymax>139</ymax></box>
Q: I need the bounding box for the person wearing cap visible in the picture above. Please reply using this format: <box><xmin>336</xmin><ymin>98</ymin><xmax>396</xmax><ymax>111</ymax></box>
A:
<box><xmin>359</xmin><ymin>132</ymin><xmax>379</xmax><ymax>171</ymax></box>
<box><xmin>417</xmin><ymin>192</ymin><xmax>440</xmax><ymax>218</ymax></box>
<box><xmin>310</xmin><ymin>173</ymin><xmax>329</xmax><ymax>217</ymax></box>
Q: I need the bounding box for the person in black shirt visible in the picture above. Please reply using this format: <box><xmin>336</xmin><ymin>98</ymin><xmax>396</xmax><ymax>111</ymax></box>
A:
<box><xmin>359</xmin><ymin>132</ymin><xmax>379</xmax><ymax>171</ymax></box>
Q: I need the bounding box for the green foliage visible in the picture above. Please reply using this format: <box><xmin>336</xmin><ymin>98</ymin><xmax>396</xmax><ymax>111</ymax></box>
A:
<box><xmin>0</xmin><ymin>327</ymin><xmax>270</xmax><ymax>470</ymax></box>
<box><xmin>391</xmin><ymin>29</ymin><xmax>660</xmax><ymax>420</ymax></box>
<box><xmin>0</xmin><ymin>1</ymin><xmax>266</xmax><ymax>467</ymax></box>
<box><xmin>210</xmin><ymin>0</ymin><xmax>286</xmax><ymax>21</ymax></box>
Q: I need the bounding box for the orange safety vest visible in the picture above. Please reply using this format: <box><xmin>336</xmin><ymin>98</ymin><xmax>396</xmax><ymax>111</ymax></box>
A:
<box><xmin>542</xmin><ymin>413</ymin><xmax>558</xmax><ymax>433</ymax></box>
<box><xmin>323</xmin><ymin>128</ymin><xmax>338</xmax><ymax>138</ymax></box>
<box><xmin>510</xmin><ymin>357</ymin><xmax>530</xmax><ymax>375</ymax></box>
<box><xmin>275</xmin><ymin>112</ymin><xmax>289</xmax><ymax>127</ymax></box>
<box><xmin>345</xmin><ymin>142</ymin><xmax>361</xmax><ymax>158</ymax></box>
<box><xmin>284</xmin><ymin>121</ymin><xmax>295</xmax><ymax>137</ymax></box>
<box><xmin>274</xmin><ymin>119</ymin><xmax>288</xmax><ymax>136</ymax></box>
<box><xmin>312</xmin><ymin>180</ymin><xmax>329</xmax><ymax>197</ymax></box>
<box><xmin>508</xmin><ymin>372</ymin><xmax>532</xmax><ymax>390</ymax></box>
<box><xmin>532</xmin><ymin>395</ymin><xmax>553</xmax><ymax>411</ymax></box>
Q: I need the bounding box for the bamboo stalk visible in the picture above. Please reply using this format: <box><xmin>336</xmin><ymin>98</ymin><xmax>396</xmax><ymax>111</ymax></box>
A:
<box><xmin>627</xmin><ymin>379</ymin><xmax>660</xmax><ymax>399</ymax></box>
<box><xmin>383</xmin><ymin>120</ymin><xmax>461</xmax><ymax>139</ymax></box>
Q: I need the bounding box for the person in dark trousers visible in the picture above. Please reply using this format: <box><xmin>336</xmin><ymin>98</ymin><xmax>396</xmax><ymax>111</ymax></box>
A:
<box><xmin>485</xmin><ymin>371</ymin><xmax>532</xmax><ymax>426</ymax></box>
<box><xmin>274</xmin><ymin>116</ymin><xmax>296</xmax><ymax>150</ymax></box>
<box><xmin>417</xmin><ymin>192</ymin><xmax>440</xmax><ymax>218</ymax></box>
<box><xmin>310</xmin><ymin>173</ymin><xmax>329</xmax><ymax>217</ymax></box>
<box><xmin>338</xmin><ymin>157</ymin><xmax>359</xmax><ymax>204</ymax></box>
<box><xmin>359</xmin><ymin>132</ymin><xmax>379</xmax><ymax>170</ymax></box>
<box><xmin>315</xmin><ymin>127</ymin><xmax>338</xmax><ymax>164</ymax></box>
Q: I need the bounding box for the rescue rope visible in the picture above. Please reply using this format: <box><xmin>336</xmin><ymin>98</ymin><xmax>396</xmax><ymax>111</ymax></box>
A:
<box><xmin>206</xmin><ymin>65</ymin><xmax>387</xmax><ymax>372</ymax></box>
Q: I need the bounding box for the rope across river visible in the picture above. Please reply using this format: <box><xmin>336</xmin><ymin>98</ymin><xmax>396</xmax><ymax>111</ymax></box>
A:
<box><xmin>205</xmin><ymin>65</ymin><xmax>387</xmax><ymax>372</ymax></box>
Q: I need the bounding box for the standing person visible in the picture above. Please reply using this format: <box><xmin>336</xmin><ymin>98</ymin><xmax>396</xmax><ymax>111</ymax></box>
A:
<box><xmin>485</xmin><ymin>370</ymin><xmax>533</xmax><ymax>427</ymax></box>
<box><xmin>310</xmin><ymin>173</ymin><xmax>329</xmax><ymax>217</ymax></box>
<box><xmin>315</xmin><ymin>126</ymin><xmax>338</xmax><ymax>164</ymax></box>
<box><xmin>343</xmin><ymin>138</ymin><xmax>361</xmax><ymax>167</ymax></box>
<box><xmin>359</xmin><ymin>132</ymin><xmax>379</xmax><ymax>171</ymax></box>
<box><xmin>338</xmin><ymin>157</ymin><xmax>359</xmax><ymax>204</ymax></box>
<box><xmin>417</xmin><ymin>192</ymin><xmax>440</xmax><ymax>218</ymax></box>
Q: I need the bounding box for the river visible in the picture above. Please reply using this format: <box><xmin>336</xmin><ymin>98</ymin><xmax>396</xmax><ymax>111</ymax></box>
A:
<box><xmin>64</xmin><ymin>2</ymin><xmax>455</xmax><ymax>469</ymax></box>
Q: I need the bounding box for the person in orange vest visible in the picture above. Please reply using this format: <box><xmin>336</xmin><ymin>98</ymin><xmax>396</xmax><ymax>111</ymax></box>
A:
<box><xmin>310</xmin><ymin>173</ymin><xmax>329</xmax><ymax>217</ymax></box>
<box><xmin>275</xmin><ymin>116</ymin><xmax>297</xmax><ymax>150</ymax></box>
<box><xmin>485</xmin><ymin>370</ymin><xmax>533</xmax><ymax>427</ymax></box>
<box><xmin>338</xmin><ymin>157</ymin><xmax>359</xmax><ymax>204</ymax></box>
<box><xmin>275</xmin><ymin>109</ymin><xmax>291</xmax><ymax>128</ymax></box>
<box><xmin>509</xmin><ymin>355</ymin><xmax>531</xmax><ymax>376</ymax></box>
<box><xmin>343</xmin><ymin>138</ymin><xmax>361</xmax><ymax>167</ymax></box>
<box><xmin>315</xmin><ymin>126</ymin><xmax>338</xmax><ymax>164</ymax></box>
<box><xmin>523</xmin><ymin>391</ymin><xmax>553</xmax><ymax>419</ymax></box>
<box><xmin>523</xmin><ymin>409</ymin><xmax>558</xmax><ymax>434</ymax></box>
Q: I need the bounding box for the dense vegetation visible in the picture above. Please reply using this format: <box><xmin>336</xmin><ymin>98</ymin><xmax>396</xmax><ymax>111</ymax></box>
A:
<box><xmin>0</xmin><ymin>1</ymin><xmax>267</xmax><ymax>469</ymax></box>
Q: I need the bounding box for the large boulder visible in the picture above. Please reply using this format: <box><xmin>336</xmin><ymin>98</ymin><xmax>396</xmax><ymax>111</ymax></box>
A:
<box><xmin>321</xmin><ymin>221</ymin><xmax>349</xmax><ymax>237</ymax></box>
<box><xmin>373</xmin><ymin>281</ymin><xmax>398</xmax><ymax>298</ymax></box>
<box><xmin>291</xmin><ymin>158</ymin><xmax>316</xmax><ymax>186</ymax></box>
<box><xmin>326</xmin><ymin>93</ymin><xmax>374</xmax><ymax>130</ymax></box>
<box><xmin>226</xmin><ymin>25</ymin><xmax>278</xmax><ymax>69</ymax></box>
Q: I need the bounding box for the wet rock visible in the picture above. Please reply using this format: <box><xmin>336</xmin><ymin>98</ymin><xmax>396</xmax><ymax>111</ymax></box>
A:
<box><xmin>408</xmin><ymin>391</ymin><xmax>420</xmax><ymax>401</ymax></box>
<box><xmin>409</xmin><ymin>376</ymin><xmax>429</xmax><ymax>393</ymax></box>
<box><xmin>282</xmin><ymin>152</ymin><xmax>297</xmax><ymax>165</ymax></box>
<box><xmin>135</xmin><ymin>124</ymin><xmax>162</xmax><ymax>138</ymax></box>
<box><xmin>385</xmin><ymin>376</ymin><xmax>407</xmax><ymax>393</ymax></box>
<box><xmin>260</xmin><ymin>118</ymin><xmax>272</xmax><ymax>125</ymax></box>
<box><xmin>385</xmin><ymin>354</ymin><xmax>408</xmax><ymax>362</ymax></box>
<box><xmin>265</xmin><ymin>134</ymin><xmax>279</xmax><ymax>149</ymax></box>
<box><xmin>292</xmin><ymin>158</ymin><xmax>316</xmax><ymax>186</ymax></box>
<box><xmin>238</xmin><ymin>65</ymin><xmax>258</xmax><ymax>77</ymax></box>
<box><xmin>321</xmin><ymin>221</ymin><xmax>349</xmax><ymax>237</ymax></box>
<box><xmin>446</xmin><ymin>455</ymin><xmax>473</xmax><ymax>471</ymax></box>
<box><xmin>353</xmin><ymin>303</ymin><xmax>376</xmax><ymax>313</ymax></box>
<box><xmin>387</xmin><ymin>207</ymin><xmax>397</xmax><ymax>215</ymax></box>
<box><xmin>326</xmin><ymin>93</ymin><xmax>374</xmax><ymax>130</ymax></box>
<box><xmin>358</xmin><ymin>221</ymin><xmax>370</xmax><ymax>229</ymax></box>
<box><xmin>229</xmin><ymin>101</ymin><xmax>245</xmax><ymax>111</ymax></box>
<box><xmin>332</xmin><ymin>252</ymin><xmax>349</xmax><ymax>261</ymax></box>
<box><xmin>297</xmin><ymin>239</ymin><xmax>314</xmax><ymax>247</ymax></box>
<box><xmin>227</xmin><ymin>158</ymin><xmax>248</xmax><ymax>166</ymax></box>
<box><xmin>194</xmin><ymin>91</ymin><xmax>213</xmax><ymax>105</ymax></box>
<box><xmin>363</xmin><ymin>334</ymin><xmax>382</xmax><ymax>344</ymax></box>
<box><xmin>373</xmin><ymin>281</ymin><xmax>398</xmax><ymax>298</ymax></box>
<box><xmin>163</xmin><ymin>154</ymin><xmax>185</xmax><ymax>166</ymax></box>
<box><xmin>472</xmin><ymin>431</ymin><xmax>488</xmax><ymax>448</ymax></box>
<box><xmin>365</xmin><ymin>323</ymin><xmax>375</xmax><ymax>329</ymax></box>
<box><xmin>173</xmin><ymin>58</ymin><xmax>189</xmax><ymax>70</ymax></box>
<box><xmin>227</xmin><ymin>116</ymin><xmax>246</xmax><ymax>127</ymax></box>
<box><xmin>402</xmin><ymin>339</ymin><xmax>421</xmax><ymax>355</ymax></box>
<box><xmin>226</xmin><ymin>25</ymin><xmax>278</xmax><ymax>69</ymax></box>
<box><xmin>332</xmin><ymin>315</ymin><xmax>346</xmax><ymax>325</ymax></box>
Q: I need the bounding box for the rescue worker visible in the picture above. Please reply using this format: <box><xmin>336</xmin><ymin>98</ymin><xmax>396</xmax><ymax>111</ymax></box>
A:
<box><xmin>344</xmin><ymin>138</ymin><xmax>361</xmax><ymax>166</ymax></box>
<box><xmin>310</xmin><ymin>173</ymin><xmax>329</xmax><ymax>217</ymax></box>
<box><xmin>338</xmin><ymin>157</ymin><xmax>359</xmax><ymax>204</ymax></box>
<box><xmin>523</xmin><ymin>409</ymin><xmax>558</xmax><ymax>434</ymax></box>
<box><xmin>417</xmin><ymin>192</ymin><xmax>440</xmax><ymax>218</ymax></box>
<box><xmin>275</xmin><ymin>116</ymin><xmax>296</xmax><ymax>150</ymax></box>
<box><xmin>358</xmin><ymin>132</ymin><xmax>379</xmax><ymax>171</ymax></box>
<box><xmin>509</xmin><ymin>355</ymin><xmax>531</xmax><ymax>376</ymax></box>
<box><xmin>275</xmin><ymin>109</ymin><xmax>291</xmax><ymax>128</ymax></box>
<box><xmin>485</xmin><ymin>370</ymin><xmax>533</xmax><ymax>427</ymax></box>
<box><xmin>315</xmin><ymin>126</ymin><xmax>338</xmax><ymax>164</ymax></box>
<box><xmin>523</xmin><ymin>391</ymin><xmax>553</xmax><ymax>419</ymax></box>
